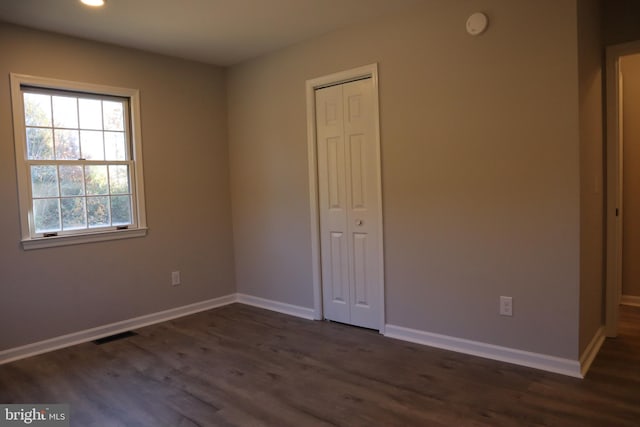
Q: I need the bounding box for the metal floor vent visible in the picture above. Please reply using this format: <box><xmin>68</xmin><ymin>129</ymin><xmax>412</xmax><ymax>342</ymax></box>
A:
<box><xmin>92</xmin><ymin>331</ymin><xmax>137</xmax><ymax>345</ymax></box>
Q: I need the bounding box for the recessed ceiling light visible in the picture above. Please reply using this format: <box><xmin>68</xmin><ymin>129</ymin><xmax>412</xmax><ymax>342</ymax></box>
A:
<box><xmin>81</xmin><ymin>0</ymin><xmax>105</xmax><ymax>6</ymax></box>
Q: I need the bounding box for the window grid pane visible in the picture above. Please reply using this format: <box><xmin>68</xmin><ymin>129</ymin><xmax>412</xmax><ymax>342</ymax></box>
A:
<box><xmin>23</xmin><ymin>93</ymin><xmax>52</xmax><ymax>127</ymax></box>
<box><xmin>52</xmin><ymin>96</ymin><xmax>79</xmax><ymax>129</ymax></box>
<box><xmin>33</xmin><ymin>198</ymin><xmax>61</xmax><ymax>233</ymax></box>
<box><xmin>61</xmin><ymin>197</ymin><xmax>87</xmax><ymax>230</ymax></box>
<box><xmin>26</xmin><ymin>128</ymin><xmax>54</xmax><ymax>160</ymax></box>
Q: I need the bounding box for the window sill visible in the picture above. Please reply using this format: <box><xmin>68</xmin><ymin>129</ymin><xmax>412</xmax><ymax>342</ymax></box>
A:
<box><xmin>22</xmin><ymin>227</ymin><xmax>148</xmax><ymax>250</ymax></box>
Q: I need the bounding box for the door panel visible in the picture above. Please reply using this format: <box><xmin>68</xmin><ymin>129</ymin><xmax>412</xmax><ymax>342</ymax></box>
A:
<box><xmin>329</xmin><ymin>231</ymin><xmax>349</xmax><ymax>307</ymax></box>
<box><xmin>326</xmin><ymin>137</ymin><xmax>343</xmax><ymax>209</ymax></box>
<box><xmin>349</xmin><ymin>134</ymin><xmax>366</xmax><ymax>209</ymax></box>
<box><xmin>353</xmin><ymin>232</ymin><xmax>369</xmax><ymax>307</ymax></box>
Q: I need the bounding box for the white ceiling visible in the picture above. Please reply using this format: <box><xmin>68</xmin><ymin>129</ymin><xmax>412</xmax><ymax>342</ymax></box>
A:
<box><xmin>0</xmin><ymin>0</ymin><xmax>422</xmax><ymax>66</ymax></box>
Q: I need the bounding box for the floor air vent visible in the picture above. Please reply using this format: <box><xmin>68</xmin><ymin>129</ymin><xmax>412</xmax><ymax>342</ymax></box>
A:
<box><xmin>92</xmin><ymin>331</ymin><xmax>137</xmax><ymax>345</ymax></box>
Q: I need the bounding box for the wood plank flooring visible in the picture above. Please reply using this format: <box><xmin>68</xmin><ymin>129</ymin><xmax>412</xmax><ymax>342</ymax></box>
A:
<box><xmin>1</xmin><ymin>303</ymin><xmax>639</xmax><ymax>426</ymax></box>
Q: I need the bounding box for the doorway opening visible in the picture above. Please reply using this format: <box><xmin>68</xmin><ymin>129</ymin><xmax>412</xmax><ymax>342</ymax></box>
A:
<box><xmin>605</xmin><ymin>41</ymin><xmax>640</xmax><ymax>336</ymax></box>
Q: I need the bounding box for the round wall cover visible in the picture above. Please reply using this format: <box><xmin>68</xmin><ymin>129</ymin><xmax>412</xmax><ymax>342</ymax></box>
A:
<box><xmin>466</xmin><ymin>12</ymin><xmax>488</xmax><ymax>36</ymax></box>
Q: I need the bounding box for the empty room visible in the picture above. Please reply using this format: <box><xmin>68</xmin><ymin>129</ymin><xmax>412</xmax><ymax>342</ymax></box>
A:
<box><xmin>0</xmin><ymin>0</ymin><xmax>639</xmax><ymax>425</ymax></box>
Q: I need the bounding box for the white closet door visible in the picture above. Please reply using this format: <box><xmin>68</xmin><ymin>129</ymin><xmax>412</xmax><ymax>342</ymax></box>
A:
<box><xmin>316</xmin><ymin>78</ymin><xmax>381</xmax><ymax>330</ymax></box>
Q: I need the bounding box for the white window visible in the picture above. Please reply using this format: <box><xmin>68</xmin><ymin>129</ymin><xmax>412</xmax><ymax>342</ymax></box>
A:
<box><xmin>10</xmin><ymin>74</ymin><xmax>147</xmax><ymax>249</ymax></box>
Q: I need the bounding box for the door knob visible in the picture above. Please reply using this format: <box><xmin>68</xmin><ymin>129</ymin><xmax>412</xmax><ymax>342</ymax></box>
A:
<box><xmin>355</xmin><ymin>219</ymin><xmax>363</xmax><ymax>226</ymax></box>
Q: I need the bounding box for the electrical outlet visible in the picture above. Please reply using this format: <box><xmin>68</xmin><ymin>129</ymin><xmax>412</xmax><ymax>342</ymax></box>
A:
<box><xmin>171</xmin><ymin>271</ymin><xmax>181</xmax><ymax>286</ymax></box>
<box><xmin>499</xmin><ymin>296</ymin><xmax>513</xmax><ymax>316</ymax></box>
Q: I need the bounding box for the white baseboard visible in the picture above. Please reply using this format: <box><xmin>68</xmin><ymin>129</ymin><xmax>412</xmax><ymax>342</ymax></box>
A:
<box><xmin>579</xmin><ymin>326</ymin><xmax>605</xmax><ymax>377</ymax></box>
<box><xmin>0</xmin><ymin>294</ymin><xmax>236</xmax><ymax>365</ymax></box>
<box><xmin>384</xmin><ymin>324</ymin><xmax>583</xmax><ymax>378</ymax></box>
<box><xmin>235</xmin><ymin>293</ymin><xmax>315</xmax><ymax>320</ymax></box>
<box><xmin>1</xmin><ymin>292</ymin><xmax>591</xmax><ymax>380</ymax></box>
<box><xmin>621</xmin><ymin>295</ymin><xmax>640</xmax><ymax>307</ymax></box>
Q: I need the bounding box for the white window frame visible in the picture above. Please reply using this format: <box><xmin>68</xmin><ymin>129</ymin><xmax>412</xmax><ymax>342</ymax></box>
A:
<box><xmin>10</xmin><ymin>73</ymin><xmax>148</xmax><ymax>250</ymax></box>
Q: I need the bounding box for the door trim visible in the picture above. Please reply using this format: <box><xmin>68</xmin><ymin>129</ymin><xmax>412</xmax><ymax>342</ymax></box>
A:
<box><xmin>605</xmin><ymin>41</ymin><xmax>640</xmax><ymax>336</ymax></box>
<box><xmin>305</xmin><ymin>63</ymin><xmax>385</xmax><ymax>332</ymax></box>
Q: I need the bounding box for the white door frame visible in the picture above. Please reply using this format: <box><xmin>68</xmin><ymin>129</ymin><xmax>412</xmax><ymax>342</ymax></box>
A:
<box><xmin>605</xmin><ymin>41</ymin><xmax>640</xmax><ymax>336</ymax></box>
<box><xmin>305</xmin><ymin>63</ymin><xmax>385</xmax><ymax>332</ymax></box>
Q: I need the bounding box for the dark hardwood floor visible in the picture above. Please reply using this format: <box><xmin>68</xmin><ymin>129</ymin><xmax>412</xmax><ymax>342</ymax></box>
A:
<box><xmin>1</xmin><ymin>303</ymin><xmax>639</xmax><ymax>426</ymax></box>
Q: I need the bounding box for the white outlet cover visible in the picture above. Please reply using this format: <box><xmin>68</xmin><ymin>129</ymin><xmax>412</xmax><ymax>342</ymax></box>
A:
<box><xmin>499</xmin><ymin>296</ymin><xmax>513</xmax><ymax>316</ymax></box>
<box><xmin>171</xmin><ymin>271</ymin><xmax>181</xmax><ymax>286</ymax></box>
<box><xmin>466</xmin><ymin>12</ymin><xmax>489</xmax><ymax>36</ymax></box>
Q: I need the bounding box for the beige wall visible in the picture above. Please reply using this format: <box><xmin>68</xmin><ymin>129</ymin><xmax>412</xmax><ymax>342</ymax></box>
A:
<box><xmin>577</xmin><ymin>0</ymin><xmax>604</xmax><ymax>354</ymax></box>
<box><xmin>228</xmin><ymin>0</ymin><xmax>583</xmax><ymax>359</ymax></box>
<box><xmin>621</xmin><ymin>54</ymin><xmax>640</xmax><ymax>298</ymax></box>
<box><xmin>0</xmin><ymin>24</ymin><xmax>236</xmax><ymax>351</ymax></box>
